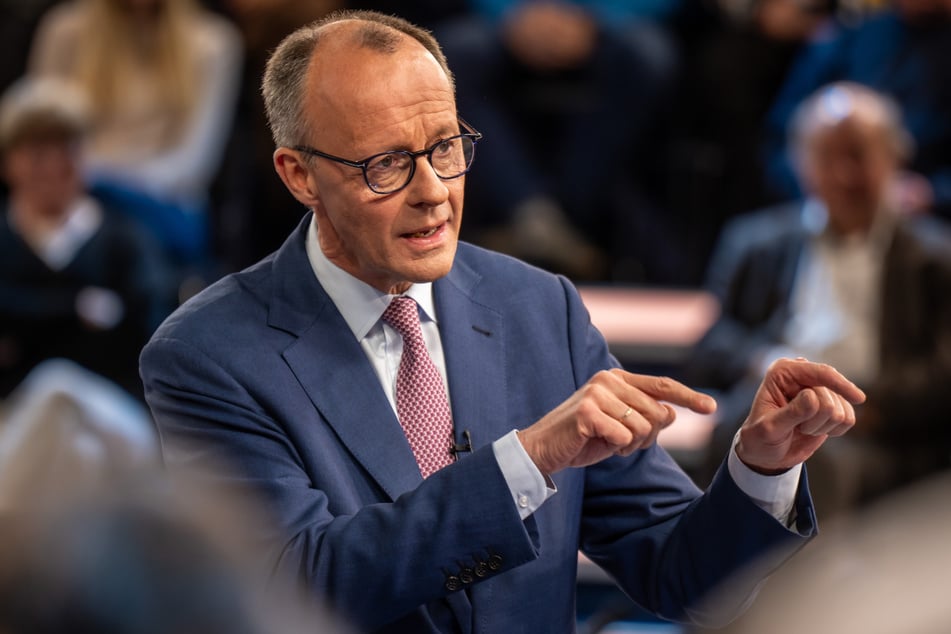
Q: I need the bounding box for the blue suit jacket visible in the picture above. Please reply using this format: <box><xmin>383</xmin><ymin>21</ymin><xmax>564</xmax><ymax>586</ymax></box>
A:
<box><xmin>141</xmin><ymin>214</ymin><xmax>815</xmax><ymax>633</ymax></box>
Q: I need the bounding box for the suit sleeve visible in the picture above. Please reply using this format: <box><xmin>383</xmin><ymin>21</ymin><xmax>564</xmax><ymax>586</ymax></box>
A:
<box><xmin>557</xmin><ymin>275</ymin><xmax>815</xmax><ymax>627</ymax></box>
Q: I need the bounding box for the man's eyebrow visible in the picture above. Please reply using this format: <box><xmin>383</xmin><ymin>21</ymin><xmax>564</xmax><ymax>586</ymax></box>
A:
<box><xmin>372</xmin><ymin>125</ymin><xmax>462</xmax><ymax>154</ymax></box>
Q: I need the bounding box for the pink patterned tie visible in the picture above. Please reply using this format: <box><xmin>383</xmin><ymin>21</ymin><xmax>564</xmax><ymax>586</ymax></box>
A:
<box><xmin>382</xmin><ymin>296</ymin><xmax>455</xmax><ymax>478</ymax></box>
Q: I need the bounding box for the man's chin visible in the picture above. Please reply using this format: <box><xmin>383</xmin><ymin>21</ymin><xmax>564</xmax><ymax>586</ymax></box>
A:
<box><xmin>408</xmin><ymin>250</ymin><xmax>457</xmax><ymax>283</ymax></box>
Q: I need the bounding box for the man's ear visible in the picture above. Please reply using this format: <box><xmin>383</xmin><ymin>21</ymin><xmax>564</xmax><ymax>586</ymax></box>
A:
<box><xmin>273</xmin><ymin>148</ymin><xmax>320</xmax><ymax>208</ymax></box>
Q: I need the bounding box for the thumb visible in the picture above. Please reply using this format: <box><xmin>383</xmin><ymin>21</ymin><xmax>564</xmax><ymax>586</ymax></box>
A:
<box><xmin>774</xmin><ymin>388</ymin><xmax>820</xmax><ymax>429</ymax></box>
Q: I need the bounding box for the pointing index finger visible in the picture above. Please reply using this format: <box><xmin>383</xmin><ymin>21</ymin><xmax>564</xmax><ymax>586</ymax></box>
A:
<box><xmin>622</xmin><ymin>373</ymin><xmax>717</xmax><ymax>415</ymax></box>
<box><xmin>774</xmin><ymin>359</ymin><xmax>866</xmax><ymax>405</ymax></box>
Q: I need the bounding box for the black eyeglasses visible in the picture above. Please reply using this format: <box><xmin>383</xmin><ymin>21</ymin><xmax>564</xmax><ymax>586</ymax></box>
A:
<box><xmin>292</xmin><ymin>119</ymin><xmax>482</xmax><ymax>195</ymax></box>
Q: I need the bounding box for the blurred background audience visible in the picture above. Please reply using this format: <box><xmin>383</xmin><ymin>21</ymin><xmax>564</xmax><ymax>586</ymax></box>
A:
<box><xmin>436</xmin><ymin>0</ymin><xmax>683</xmax><ymax>282</ymax></box>
<box><xmin>664</xmin><ymin>0</ymin><xmax>834</xmax><ymax>284</ymax></box>
<box><xmin>26</xmin><ymin>0</ymin><xmax>243</xmax><ymax>275</ymax></box>
<box><xmin>763</xmin><ymin>0</ymin><xmax>951</xmax><ymax>220</ymax></box>
<box><xmin>0</xmin><ymin>0</ymin><xmax>947</xmax><ymax>290</ymax></box>
<box><xmin>0</xmin><ymin>0</ymin><xmax>62</xmax><ymax>97</ymax></box>
<box><xmin>0</xmin><ymin>76</ymin><xmax>178</xmax><ymax>401</ymax></box>
<box><xmin>685</xmin><ymin>82</ymin><xmax>951</xmax><ymax>518</ymax></box>
<box><xmin>207</xmin><ymin>0</ymin><xmax>341</xmax><ymax>272</ymax></box>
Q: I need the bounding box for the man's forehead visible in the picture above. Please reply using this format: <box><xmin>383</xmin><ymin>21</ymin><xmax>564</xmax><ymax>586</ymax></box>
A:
<box><xmin>309</xmin><ymin>27</ymin><xmax>437</xmax><ymax>90</ymax></box>
<box><xmin>806</xmin><ymin>100</ymin><xmax>892</xmax><ymax>148</ymax></box>
<box><xmin>307</xmin><ymin>36</ymin><xmax>449</xmax><ymax>112</ymax></box>
<box><xmin>811</xmin><ymin>111</ymin><xmax>887</xmax><ymax>145</ymax></box>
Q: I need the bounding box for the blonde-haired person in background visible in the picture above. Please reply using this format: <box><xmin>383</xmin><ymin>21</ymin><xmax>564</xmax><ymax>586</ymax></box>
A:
<box><xmin>27</xmin><ymin>0</ymin><xmax>243</xmax><ymax>268</ymax></box>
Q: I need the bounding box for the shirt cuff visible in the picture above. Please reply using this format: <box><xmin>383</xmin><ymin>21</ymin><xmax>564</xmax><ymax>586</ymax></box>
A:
<box><xmin>492</xmin><ymin>430</ymin><xmax>557</xmax><ymax>520</ymax></box>
<box><xmin>727</xmin><ymin>431</ymin><xmax>801</xmax><ymax>526</ymax></box>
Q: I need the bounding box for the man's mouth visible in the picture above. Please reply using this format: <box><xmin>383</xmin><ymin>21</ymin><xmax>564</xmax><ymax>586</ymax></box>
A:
<box><xmin>404</xmin><ymin>226</ymin><xmax>440</xmax><ymax>238</ymax></box>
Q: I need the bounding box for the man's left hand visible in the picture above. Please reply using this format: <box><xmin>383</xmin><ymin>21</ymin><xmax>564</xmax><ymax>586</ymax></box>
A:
<box><xmin>736</xmin><ymin>358</ymin><xmax>866</xmax><ymax>475</ymax></box>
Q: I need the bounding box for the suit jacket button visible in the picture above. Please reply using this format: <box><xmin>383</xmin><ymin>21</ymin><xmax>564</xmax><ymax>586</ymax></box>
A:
<box><xmin>445</xmin><ymin>575</ymin><xmax>462</xmax><ymax>592</ymax></box>
<box><xmin>459</xmin><ymin>567</ymin><xmax>474</xmax><ymax>584</ymax></box>
<box><xmin>488</xmin><ymin>554</ymin><xmax>503</xmax><ymax>570</ymax></box>
<box><xmin>474</xmin><ymin>561</ymin><xmax>489</xmax><ymax>577</ymax></box>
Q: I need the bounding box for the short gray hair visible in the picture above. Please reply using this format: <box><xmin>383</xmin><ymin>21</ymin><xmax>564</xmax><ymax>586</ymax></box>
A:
<box><xmin>261</xmin><ymin>10</ymin><xmax>454</xmax><ymax>149</ymax></box>
<box><xmin>790</xmin><ymin>81</ymin><xmax>914</xmax><ymax>167</ymax></box>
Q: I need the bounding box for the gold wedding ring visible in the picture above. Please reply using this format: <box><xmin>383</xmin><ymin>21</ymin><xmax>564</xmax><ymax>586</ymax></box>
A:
<box><xmin>620</xmin><ymin>406</ymin><xmax>634</xmax><ymax>421</ymax></box>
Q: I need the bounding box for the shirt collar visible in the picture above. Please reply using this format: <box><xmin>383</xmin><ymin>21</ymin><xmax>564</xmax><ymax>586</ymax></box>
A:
<box><xmin>802</xmin><ymin>197</ymin><xmax>897</xmax><ymax>250</ymax></box>
<box><xmin>304</xmin><ymin>214</ymin><xmax>438</xmax><ymax>341</ymax></box>
<box><xmin>9</xmin><ymin>195</ymin><xmax>103</xmax><ymax>270</ymax></box>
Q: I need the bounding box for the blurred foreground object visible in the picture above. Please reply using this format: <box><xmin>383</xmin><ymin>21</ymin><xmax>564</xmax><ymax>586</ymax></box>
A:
<box><xmin>0</xmin><ymin>357</ymin><xmax>157</xmax><ymax>508</ymax></box>
<box><xmin>0</xmin><ymin>358</ymin><xmax>352</xmax><ymax>634</ymax></box>
<box><xmin>693</xmin><ymin>470</ymin><xmax>951</xmax><ymax>634</ymax></box>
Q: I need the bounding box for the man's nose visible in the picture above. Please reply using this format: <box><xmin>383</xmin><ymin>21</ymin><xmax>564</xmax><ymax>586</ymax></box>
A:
<box><xmin>406</xmin><ymin>156</ymin><xmax>450</xmax><ymax>204</ymax></box>
<box><xmin>831</xmin><ymin>159</ymin><xmax>862</xmax><ymax>186</ymax></box>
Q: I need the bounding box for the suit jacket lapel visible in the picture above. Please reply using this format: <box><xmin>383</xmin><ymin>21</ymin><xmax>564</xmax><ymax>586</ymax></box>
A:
<box><xmin>265</xmin><ymin>224</ymin><xmax>513</xmax><ymax>501</ymax></box>
<box><xmin>268</xmin><ymin>217</ymin><xmax>423</xmax><ymax>501</ymax></box>
<box><xmin>435</xmin><ymin>253</ymin><xmax>510</xmax><ymax>454</ymax></box>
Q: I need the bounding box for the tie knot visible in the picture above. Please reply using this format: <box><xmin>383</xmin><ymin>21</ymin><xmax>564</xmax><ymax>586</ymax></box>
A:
<box><xmin>382</xmin><ymin>296</ymin><xmax>422</xmax><ymax>340</ymax></box>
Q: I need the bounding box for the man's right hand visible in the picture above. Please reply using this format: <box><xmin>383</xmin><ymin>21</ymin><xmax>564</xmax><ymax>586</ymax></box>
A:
<box><xmin>517</xmin><ymin>369</ymin><xmax>717</xmax><ymax>476</ymax></box>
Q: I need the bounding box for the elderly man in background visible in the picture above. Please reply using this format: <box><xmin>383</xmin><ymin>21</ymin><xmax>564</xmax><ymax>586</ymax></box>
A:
<box><xmin>688</xmin><ymin>82</ymin><xmax>951</xmax><ymax>516</ymax></box>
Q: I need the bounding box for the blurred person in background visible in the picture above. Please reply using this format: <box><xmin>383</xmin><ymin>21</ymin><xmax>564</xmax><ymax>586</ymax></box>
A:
<box><xmin>27</xmin><ymin>0</ymin><xmax>243</xmax><ymax>271</ymax></box>
<box><xmin>0</xmin><ymin>76</ymin><xmax>178</xmax><ymax>400</ymax></box>
<box><xmin>435</xmin><ymin>0</ymin><xmax>684</xmax><ymax>282</ymax></box>
<box><xmin>687</xmin><ymin>82</ymin><xmax>951</xmax><ymax>517</ymax></box>
<box><xmin>763</xmin><ymin>0</ymin><xmax>951</xmax><ymax>220</ymax></box>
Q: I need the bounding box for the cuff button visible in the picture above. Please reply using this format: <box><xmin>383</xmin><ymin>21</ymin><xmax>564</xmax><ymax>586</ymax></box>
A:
<box><xmin>488</xmin><ymin>554</ymin><xmax>503</xmax><ymax>570</ymax></box>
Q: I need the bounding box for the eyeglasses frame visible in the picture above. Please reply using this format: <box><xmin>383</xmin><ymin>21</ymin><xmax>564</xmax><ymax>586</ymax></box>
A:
<box><xmin>291</xmin><ymin>118</ymin><xmax>483</xmax><ymax>195</ymax></box>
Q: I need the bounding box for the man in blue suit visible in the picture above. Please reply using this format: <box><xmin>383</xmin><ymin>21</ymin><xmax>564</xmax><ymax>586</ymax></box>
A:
<box><xmin>140</xmin><ymin>10</ymin><xmax>865</xmax><ymax>633</ymax></box>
